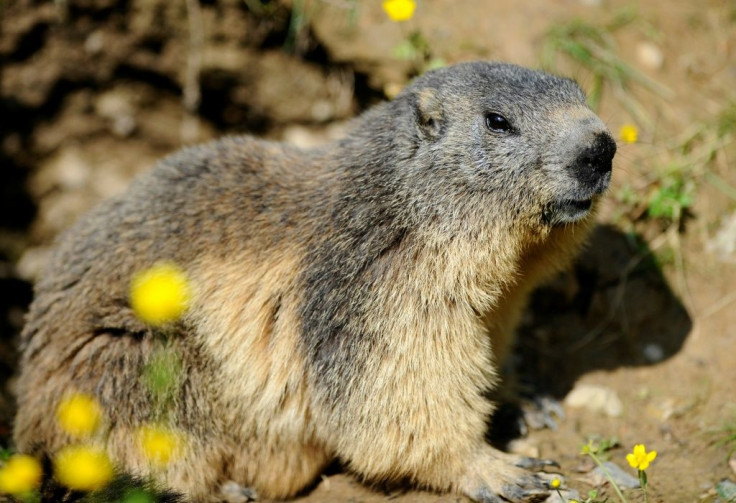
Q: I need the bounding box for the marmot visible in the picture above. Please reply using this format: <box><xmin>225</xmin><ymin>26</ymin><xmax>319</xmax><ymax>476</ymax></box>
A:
<box><xmin>14</xmin><ymin>62</ymin><xmax>615</xmax><ymax>502</ymax></box>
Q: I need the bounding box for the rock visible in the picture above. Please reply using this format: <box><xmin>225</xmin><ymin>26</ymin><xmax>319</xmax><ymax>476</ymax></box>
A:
<box><xmin>636</xmin><ymin>41</ymin><xmax>664</xmax><ymax>70</ymax></box>
<box><xmin>643</xmin><ymin>343</ymin><xmax>665</xmax><ymax>363</ymax></box>
<box><xmin>29</xmin><ymin>140</ymin><xmax>160</xmax><ymax>241</ymax></box>
<box><xmin>310</xmin><ymin>100</ymin><xmax>334</xmax><ymax>122</ymax></box>
<box><xmin>282</xmin><ymin>122</ymin><xmax>350</xmax><ymax>149</ymax></box>
<box><xmin>95</xmin><ymin>89</ymin><xmax>138</xmax><ymax>137</ymax></box>
<box><xmin>16</xmin><ymin>247</ymin><xmax>51</xmax><ymax>282</ymax></box>
<box><xmin>384</xmin><ymin>82</ymin><xmax>405</xmax><ymax>99</ymax></box>
<box><xmin>111</xmin><ymin>115</ymin><xmax>137</xmax><ymax>137</ymax></box>
<box><xmin>204</xmin><ymin>50</ymin><xmax>355</xmax><ymax>126</ymax></box>
<box><xmin>588</xmin><ymin>461</ymin><xmax>640</xmax><ymax>489</ymax></box>
<box><xmin>521</xmin><ymin>395</ymin><xmax>566</xmax><ymax>431</ymax></box>
<box><xmin>707</xmin><ymin>212</ymin><xmax>736</xmax><ymax>263</ymax></box>
<box><xmin>653</xmin><ymin>397</ymin><xmax>693</xmax><ymax>421</ymax></box>
<box><xmin>507</xmin><ymin>438</ymin><xmax>540</xmax><ymax>459</ymax></box>
<box><xmin>33</xmin><ymin>146</ymin><xmax>93</xmax><ymax>195</ymax></box>
<box><xmin>84</xmin><ymin>31</ymin><xmax>104</xmax><ymax>55</ymax></box>
<box><xmin>544</xmin><ymin>488</ymin><xmax>581</xmax><ymax>503</ymax></box>
<box><xmin>2</xmin><ymin>58</ymin><xmax>64</xmax><ymax>108</ymax></box>
<box><xmin>220</xmin><ymin>480</ymin><xmax>257</xmax><ymax>502</ymax></box>
<box><xmin>564</xmin><ymin>384</ymin><xmax>624</xmax><ymax>417</ymax></box>
<box><xmin>282</xmin><ymin>126</ymin><xmax>325</xmax><ymax>148</ymax></box>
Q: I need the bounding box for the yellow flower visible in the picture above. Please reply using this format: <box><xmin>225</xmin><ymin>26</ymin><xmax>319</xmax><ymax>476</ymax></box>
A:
<box><xmin>620</xmin><ymin>123</ymin><xmax>638</xmax><ymax>144</ymax></box>
<box><xmin>581</xmin><ymin>441</ymin><xmax>597</xmax><ymax>454</ymax></box>
<box><xmin>382</xmin><ymin>0</ymin><xmax>416</xmax><ymax>22</ymax></box>
<box><xmin>138</xmin><ymin>425</ymin><xmax>181</xmax><ymax>466</ymax></box>
<box><xmin>130</xmin><ymin>262</ymin><xmax>191</xmax><ymax>326</ymax></box>
<box><xmin>56</xmin><ymin>393</ymin><xmax>103</xmax><ymax>438</ymax></box>
<box><xmin>550</xmin><ymin>477</ymin><xmax>561</xmax><ymax>489</ymax></box>
<box><xmin>54</xmin><ymin>445</ymin><xmax>114</xmax><ymax>491</ymax></box>
<box><xmin>0</xmin><ymin>454</ymin><xmax>42</xmax><ymax>495</ymax></box>
<box><xmin>626</xmin><ymin>444</ymin><xmax>657</xmax><ymax>471</ymax></box>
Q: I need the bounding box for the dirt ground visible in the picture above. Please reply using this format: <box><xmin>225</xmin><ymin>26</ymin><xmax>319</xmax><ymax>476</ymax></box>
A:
<box><xmin>1</xmin><ymin>0</ymin><xmax>735</xmax><ymax>502</ymax></box>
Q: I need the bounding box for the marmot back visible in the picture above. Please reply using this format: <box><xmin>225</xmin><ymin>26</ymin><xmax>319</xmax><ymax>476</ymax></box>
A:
<box><xmin>14</xmin><ymin>61</ymin><xmax>615</xmax><ymax>502</ymax></box>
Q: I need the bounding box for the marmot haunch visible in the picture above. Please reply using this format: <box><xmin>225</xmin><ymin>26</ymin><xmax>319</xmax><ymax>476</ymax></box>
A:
<box><xmin>15</xmin><ymin>61</ymin><xmax>616</xmax><ymax>502</ymax></box>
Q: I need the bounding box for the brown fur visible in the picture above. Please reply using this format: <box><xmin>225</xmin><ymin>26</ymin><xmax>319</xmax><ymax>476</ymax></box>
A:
<box><xmin>14</xmin><ymin>62</ymin><xmax>615</xmax><ymax>502</ymax></box>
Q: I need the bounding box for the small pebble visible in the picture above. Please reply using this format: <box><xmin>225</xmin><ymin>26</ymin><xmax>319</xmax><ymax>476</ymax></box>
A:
<box><xmin>383</xmin><ymin>82</ymin><xmax>404</xmax><ymax>99</ymax></box>
<box><xmin>544</xmin><ymin>488</ymin><xmax>581</xmax><ymax>503</ymax></box>
<box><xmin>643</xmin><ymin>343</ymin><xmax>665</xmax><ymax>363</ymax></box>
<box><xmin>95</xmin><ymin>90</ymin><xmax>136</xmax><ymax>121</ymax></box>
<box><xmin>16</xmin><ymin>247</ymin><xmax>51</xmax><ymax>281</ymax></box>
<box><xmin>84</xmin><ymin>31</ymin><xmax>104</xmax><ymax>55</ymax></box>
<box><xmin>507</xmin><ymin>438</ymin><xmax>540</xmax><ymax>459</ymax></box>
<box><xmin>282</xmin><ymin>126</ymin><xmax>330</xmax><ymax>148</ymax></box>
<box><xmin>112</xmin><ymin>115</ymin><xmax>136</xmax><ymax>137</ymax></box>
<box><xmin>220</xmin><ymin>481</ymin><xmax>257</xmax><ymax>503</ymax></box>
<box><xmin>707</xmin><ymin>212</ymin><xmax>736</xmax><ymax>262</ymax></box>
<box><xmin>564</xmin><ymin>384</ymin><xmax>623</xmax><ymax>417</ymax></box>
<box><xmin>636</xmin><ymin>41</ymin><xmax>664</xmax><ymax>70</ymax></box>
<box><xmin>310</xmin><ymin>100</ymin><xmax>334</xmax><ymax>122</ymax></box>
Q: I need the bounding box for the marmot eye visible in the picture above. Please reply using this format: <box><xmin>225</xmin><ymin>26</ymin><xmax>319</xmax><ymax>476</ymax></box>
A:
<box><xmin>485</xmin><ymin>113</ymin><xmax>513</xmax><ymax>133</ymax></box>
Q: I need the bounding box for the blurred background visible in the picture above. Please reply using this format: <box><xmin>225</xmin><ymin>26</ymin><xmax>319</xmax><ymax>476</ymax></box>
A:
<box><xmin>1</xmin><ymin>0</ymin><xmax>735</xmax><ymax>501</ymax></box>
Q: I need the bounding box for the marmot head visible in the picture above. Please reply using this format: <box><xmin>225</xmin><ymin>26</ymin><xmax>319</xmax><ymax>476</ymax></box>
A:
<box><xmin>393</xmin><ymin>61</ymin><xmax>616</xmax><ymax>230</ymax></box>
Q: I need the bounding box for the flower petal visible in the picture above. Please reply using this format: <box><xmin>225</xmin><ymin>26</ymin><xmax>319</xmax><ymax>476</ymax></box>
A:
<box><xmin>54</xmin><ymin>446</ymin><xmax>114</xmax><ymax>491</ymax></box>
<box><xmin>626</xmin><ymin>453</ymin><xmax>637</xmax><ymax>468</ymax></box>
<box><xmin>130</xmin><ymin>262</ymin><xmax>191</xmax><ymax>326</ymax></box>
<box><xmin>0</xmin><ymin>454</ymin><xmax>42</xmax><ymax>495</ymax></box>
<box><xmin>382</xmin><ymin>0</ymin><xmax>416</xmax><ymax>22</ymax></box>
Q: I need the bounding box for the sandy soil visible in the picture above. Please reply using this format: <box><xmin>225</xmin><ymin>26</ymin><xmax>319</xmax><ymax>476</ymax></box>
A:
<box><xmin>1</xmin><ymin>0</ymin><xmax>735</xmax><ymax>502</ymax></box>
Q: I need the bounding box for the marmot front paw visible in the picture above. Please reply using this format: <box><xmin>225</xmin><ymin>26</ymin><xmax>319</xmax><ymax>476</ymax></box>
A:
<box><xmin>459</xmin><ymin>447</ymin><xmax>559</xmax><ymax>503</ymax></box>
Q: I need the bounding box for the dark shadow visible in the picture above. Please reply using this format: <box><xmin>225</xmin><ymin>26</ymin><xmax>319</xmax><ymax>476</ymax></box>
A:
<box><xmin>490</xmin><ymin>224</ymin><xmax>693</xmax><ymax>444</ymax></box>
<box><xmin>198</xmin><ymin>68</ymin><xmax>273</xmax><ymax>135</ymax></box>
<box><xmin>0</xmin><ymin>94</ymin><xmax>39</xmax><ymax>442</ymax></box>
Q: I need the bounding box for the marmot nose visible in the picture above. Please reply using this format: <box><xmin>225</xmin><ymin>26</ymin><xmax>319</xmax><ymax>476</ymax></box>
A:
<box><xmin>575</xmin><ymin>132</ymin><xmax>617</xmax><ymax>176</ymax></box>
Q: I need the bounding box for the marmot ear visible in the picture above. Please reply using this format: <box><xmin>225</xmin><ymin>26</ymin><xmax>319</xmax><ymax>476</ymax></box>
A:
<box><xmin>413</xmin><ymin>88</ymin><xmax>445</xmax><ymax>140</ymax></box>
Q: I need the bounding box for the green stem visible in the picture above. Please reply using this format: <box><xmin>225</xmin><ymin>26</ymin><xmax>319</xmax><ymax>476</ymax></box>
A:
<box><xmin>639</xmin><ymin>470</ymin><xmax>649</xmax><ymax>503</ymax></box>
<box><xmin>587</xmin><ymin>451</ymin><xmax>629</xmax><ymax>503</ymax></box>
<box><xmin>19</xmin><ymin>490</ymin><xmax>41</xmax><ymax>503</ymax></box>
